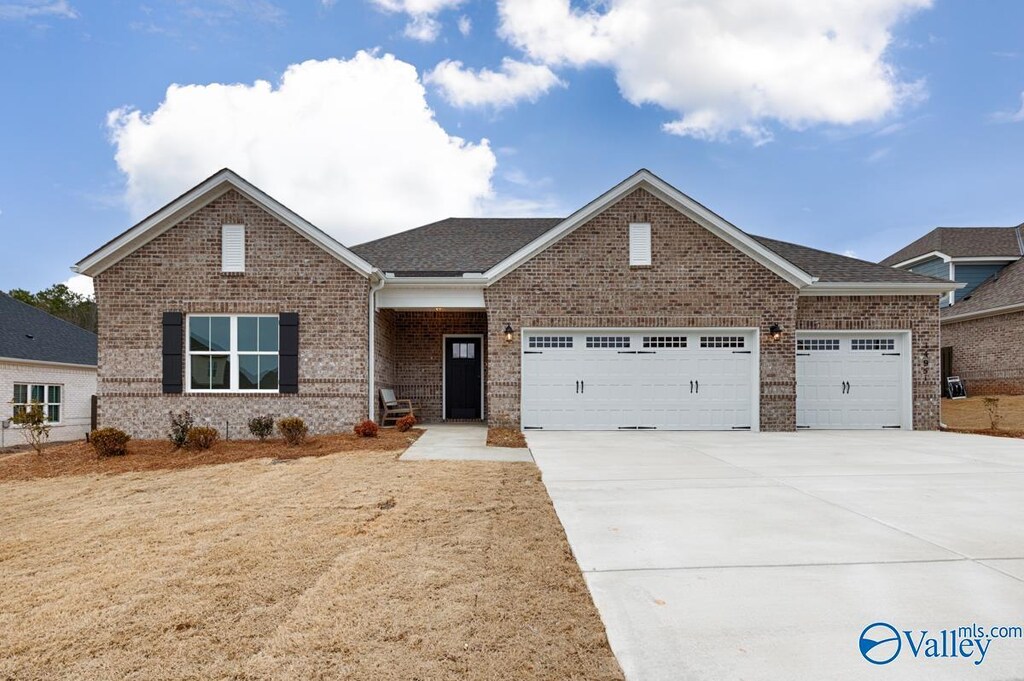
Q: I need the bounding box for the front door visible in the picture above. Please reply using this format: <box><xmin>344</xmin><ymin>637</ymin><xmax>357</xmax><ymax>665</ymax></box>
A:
<box><xmin>445</xmin><ymin>337</ymin><xmax>482</xmax><ymax>419</ymax></box>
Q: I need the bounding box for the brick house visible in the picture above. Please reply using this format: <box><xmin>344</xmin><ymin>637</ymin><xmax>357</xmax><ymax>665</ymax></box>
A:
<box><xmin>74</xmin><ymin>169</ymin><xmax>952</xmax><ymax>438</ymax></box>
<box><xmin>1</xmin><ymin>293</ymin><xmax>97</xmax><ymax>444</ymax></box>
<box><xmin>881</xmin><ymin>225</ymin><xmax>1024</xmax><ymax>395</ymax></box>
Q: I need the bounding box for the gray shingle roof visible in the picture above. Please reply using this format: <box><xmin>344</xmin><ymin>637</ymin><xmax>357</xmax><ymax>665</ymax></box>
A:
<box><xmin>351</xmin><ymin>217</ymin><xmax>564</xmax><ymax>276</ymax></box>
<box><xmin>750</xmin><ymin>236</ymin><xmax>947</xmax><ymax>284</ymax></box>
<box><xmin>880</xmin><ymin>226</ymin><xmax>1024</xmax><ymax>266</ymax></box>
<box><xmin>0</xmin><ymin>293</ymin><xmax>97</xmax><ymax>366</ymax></box>
<box><xmin>943</xmin><ymin>256</ymin><xmax>1024</xmax><ymax>319</ymax></box>
<box><xmin>352</xmin><ymin>217</ymin><xmax>945</xmax><ymax>285</ymax></box>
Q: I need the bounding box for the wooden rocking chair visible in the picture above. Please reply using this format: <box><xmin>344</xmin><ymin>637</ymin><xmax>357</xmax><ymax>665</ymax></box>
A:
<box><xmin>379</xmin><ymin>388</ymin><xmax>418</xmax><ymax>426</ymax></box>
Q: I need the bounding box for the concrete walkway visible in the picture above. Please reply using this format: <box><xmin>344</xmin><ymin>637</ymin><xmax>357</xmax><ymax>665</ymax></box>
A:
<box><xmin>528</xmin><ymin>430</ymin><xmax>1024</xmax><ymax>681</ymax></box>
<box><xmin>400</xmin><ymin>423</ymin><xmax>533</xmax><ymax>462</ymax></box>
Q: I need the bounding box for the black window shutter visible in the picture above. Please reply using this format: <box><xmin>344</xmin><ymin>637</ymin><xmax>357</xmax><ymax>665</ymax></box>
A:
<box><xmin>162</xmin><ymin>312</ymin><xmax>183</xmax><ymax>394</ymax></box>
<box><xmin>279</xmin><ymin>312</ymin><xmax>299</xmax><ymax>393</ymax></box>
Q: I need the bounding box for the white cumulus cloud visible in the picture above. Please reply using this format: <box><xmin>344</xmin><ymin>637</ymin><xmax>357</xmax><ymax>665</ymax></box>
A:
<box><xmin>63</xmin><ymin>274</ymin><xmax>94</xmax><ymax>298</ymax></box>
<box><xmin>426</xmin><ymin>57</ymin><xmax>565</xmax><ymax>109</ymax></box>
<box><xmin>457</xmin><ymin>14</ymin><xmax>471</xmax><ymax>36</ymax></box>
<box><xmin>498</xmin><ymin>0</ymin><xmax>932</xmax><ymax>143</ymax></box>
<box><xmin>368</xmin><ymin>0</ymin><xmax>463</xmax><ymax>42</ymax></box>
<box><xmin>990</xmin><ymin>91</ymin><xmax>1024</xmax><ymax>123</ymax></box>
<box><xmin>107</xmin><ymin>51</ymin><xmax>497</xmax><ymax>245</ymax></box>
<box><xmin>0</xmin><ymin>0</ymin><xmax>77</xmax><ymax>20</ymax></box>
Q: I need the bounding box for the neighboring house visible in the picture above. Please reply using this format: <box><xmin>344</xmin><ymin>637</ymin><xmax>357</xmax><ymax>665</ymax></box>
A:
<box><xmin>0</xmin><ymin>292</ymin><xmax>98</xmax><ymax>444</ymax></box>
<box><xmin>73</xmin><ymin>169</ymin><xmax>951</xmax><ymax>438</ymax></box>
<box><xmin>882</xmin><ymin>225</ymin><xmax>1024</xmax><ymax>395</ymax></box>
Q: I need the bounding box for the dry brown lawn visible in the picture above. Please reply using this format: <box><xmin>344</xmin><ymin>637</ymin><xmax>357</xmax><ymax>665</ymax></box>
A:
<box><xmin>0</xmin><ymin>429</ymin><xmax>423</xmax><ymax>481</ymax></box>
<box><xmin>0</xmin><ymin>445</ymin><xmax>621</xmax><ymax>680</ymax></box>
<box><xmin>486</xmin><ymin>427</ymin><xmax>528</xmax><ymax>449</ymax></box>
<box><xmin>942</xmin><ymin>395</ymin><xmax>1024</xmax><ymax>438</ymax></box>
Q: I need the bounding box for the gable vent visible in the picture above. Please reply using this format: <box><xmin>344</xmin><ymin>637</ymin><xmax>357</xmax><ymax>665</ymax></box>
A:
<box><xmin>629</xmin><ymin>222</ymin><xmax>652</xmax><ymax>266</ymax></box>
<box><xmin>222</xmin><ymin>224</ymin><xmax>245</xmax><ymax>273</ymax></box>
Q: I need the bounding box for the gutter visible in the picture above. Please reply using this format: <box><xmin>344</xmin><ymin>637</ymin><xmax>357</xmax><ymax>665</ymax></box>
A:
<box><xmin>799</xmin><ymin>281</ymin><xmax>965</xmax><ymax>296</ymax></box>
<box><xmin>367</xmin><ymin>270</ymin><xmax>387</xmax><ymax>421</ymax></box>
<box><xmin>941</xmin><ymin>302</ymin><xmax>1024</xmax><ymax>324</ymax></box>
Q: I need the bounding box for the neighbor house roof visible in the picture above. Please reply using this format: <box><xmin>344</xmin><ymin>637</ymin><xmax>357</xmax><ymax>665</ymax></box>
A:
<box><xmin>0</xmin><ymin>293</ymin><xmax>97</xmax><ymax>366</ymax></box>
<box><xmin>880</xmin><ymin>226</ymin><xmax>1024</xmax><ymax>267</ymax></box>
<box><xmin>351</xmin><ymin>218</ymin><xmax>563</xmax><ymax>276</ymax></box>
<box><xmin>942</xmin><ymin>256</ymin><xmax>1024</xmax><ymax>322</ymax></box>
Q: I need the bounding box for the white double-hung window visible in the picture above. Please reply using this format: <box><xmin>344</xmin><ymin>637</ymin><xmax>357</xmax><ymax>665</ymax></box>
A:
<box><xmin>187</xmin><ymin>315</ymin><xmax>279</xmax><ymax>392</ymax></box>
<box><xmin>12</xmin><ymin>383</ymin><xmax>62</xmax><ymax>422</ymax></box>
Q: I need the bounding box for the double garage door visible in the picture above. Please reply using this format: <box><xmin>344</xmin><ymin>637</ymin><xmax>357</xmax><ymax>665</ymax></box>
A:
<box><xmin>520</xmin><ymin>328</ymin><xmax>908</xmax><ymax>431</ymax></box>
<box><xmin>521</xmin><ymin>329</ymin><xmax>756</xmax><ymax>430</ymax></box>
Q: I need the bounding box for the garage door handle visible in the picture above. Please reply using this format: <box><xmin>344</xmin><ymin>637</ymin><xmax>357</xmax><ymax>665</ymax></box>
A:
<box><xmin>581</xmin><ymin>380</ymin><xmax>584</xmax><ymax>393</ymax></box>
<box><xmin>695</xmin><ymin>380</ymin><xmax>699</xmax><ymax>394</ymax></box>
<box><xmin>576</xmin><ymin>380</ymin><xmax>579</xmax><ymax>394</ymax></box>
<box><xmin>690</xmin><ymin>380</ymin><xmax>693</xmax><ymax>394</ymax></box>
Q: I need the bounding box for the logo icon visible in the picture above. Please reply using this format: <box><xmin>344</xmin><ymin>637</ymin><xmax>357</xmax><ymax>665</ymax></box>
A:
<box><xmin>860</xmin><ymin>622</ymin><xmax>902</xmax><ymax>665</ymax></box>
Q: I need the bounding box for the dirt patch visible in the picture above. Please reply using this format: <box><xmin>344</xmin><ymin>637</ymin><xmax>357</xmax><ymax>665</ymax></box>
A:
<box><xmin>0</xmin><ymin>449</ymin><xmax>621</xmax><ymax>680</ymax></box>
<box><xmin>942</xmin><ymin>396</ymin><xmax>1024</xmax><ymax>438</ymax></box>
<box><xmin>0</xmin><ymin>429</ymin><xmax>423</xmax><ymax>481</ymax></box>
<box><xmin>487</xmin><ymin>427</ymin><xmax>528</xmax><ymax>449</ymax></box>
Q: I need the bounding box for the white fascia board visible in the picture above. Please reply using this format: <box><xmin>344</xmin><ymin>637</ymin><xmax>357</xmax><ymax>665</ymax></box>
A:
<box><xmin>889</xmin><ymin>251</ymin><xmax>952</xmax><ymax>269</ymax></box>
<box><xmin>948</xmin><ymin>256</ymin><xmax>1021</xmax><ymax>263</ymax></box>
<box><xmin>482</xmin><ymin>169</ymin><xmax>816</xmax><ymax>288</ymax></box>
<box><xmin>381</xmin><ymin>276</ymin><xmax>487</xmax><ymax>286</ymax></box>
<box><xmin>74</xmin><ymin>169</ymin><xmax>374</xmax><ymax>278</ymax></box>
<box><xmin>799</xmin><ymin>281</ymin><xmax>965</xmax><ymax>296</ymax></box>
<box><xmin>0</xmin><ymin>356</ymin><xmax>97</xmax><ymax>370</ymax></box>
<box><xmin>941</xmin><ymin>302</ymin><xmax>1024</xmax><ymax>323</ymax></box>
<box><xmin>376</xmin><ymin>285</ymin><xmax>485</xmax><ymax>309</ymax></box>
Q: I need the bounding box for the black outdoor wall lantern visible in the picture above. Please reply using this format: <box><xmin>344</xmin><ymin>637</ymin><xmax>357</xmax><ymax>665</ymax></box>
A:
<box><xmin>504</xmin><ymin>323</ymin><xmax>514</xmax><ymax>342</ymax></box>
<box><xmin>769</xmin><ymin>324</ymin><xmax>783</xmax><ymax>341</ymax></box>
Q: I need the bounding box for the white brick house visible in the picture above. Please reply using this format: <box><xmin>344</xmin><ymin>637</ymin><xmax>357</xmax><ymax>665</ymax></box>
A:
<box><xmin>0</xmin><ymin>293</ymin><xmax>97</xmax><ymax>445</ymax></box>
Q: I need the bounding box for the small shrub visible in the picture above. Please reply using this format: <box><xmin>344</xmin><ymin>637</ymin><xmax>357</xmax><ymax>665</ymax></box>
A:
<box><xmin>12</xmin><ymin>402</ymin><xmax>50</xmax><ymax>454</ymax></box>
<box><xmin>983</xmin><ymin>397</ymin><xmax>1002</xmax><ymax>430</ymax></box>
<box><xmin>185</xmin><ymin>426</ymin><xmax>219</xmax><ymax>450</ymax></box>
<box><xmin>277</xmin><ymin>417</ymin><xmax>308</xmax><ymax>446</ymax></box>
<box><xmin>248</xmin><ymin>415</ymin><xmax>275</xmax><ymax>441</ymax></box>
<box><xmin>90</xmin><ymin>427</ymin><xmax>131</xmax><ymax>458</ymax></box>
<box><xmin>169</xmin><ymin>410</ymin><xmax>194</xmax><ymax>449</ymax></box>
<box><xmin>354</xmin><ymin>419</ymin><xmax>379</xmax><ymax>438</ymax></box>
<box><xmin>395</xmin><ymin>414</ymin><xmax>416</xmax><ymax>432</ymax></box>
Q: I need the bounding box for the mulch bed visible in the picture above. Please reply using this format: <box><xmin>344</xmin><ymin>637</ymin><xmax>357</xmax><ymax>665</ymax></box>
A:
<box><xmin>0</xmin><ymin>428</ymin><xmax>423</xmax><ymax>481</ymax></box>
<box><xmin>486</xmin><ymin>427</ymin><xmax>528</xmax><ymax>448</ymax></box>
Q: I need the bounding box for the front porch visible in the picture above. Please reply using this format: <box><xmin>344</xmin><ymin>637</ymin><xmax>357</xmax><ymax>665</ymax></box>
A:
<box><xmin>374</xmin><ymin>308</ymin><xmax>488</xmax><ymax>424</ymax></box>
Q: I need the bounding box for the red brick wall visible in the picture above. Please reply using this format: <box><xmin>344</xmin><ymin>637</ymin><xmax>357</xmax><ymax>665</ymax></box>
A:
<box><xmin>380</xmin><ymin>310</ymin><xmax>487</xmax><ymax>422</ymax></box>
<box><xmin>796</xmin><ymin>295</ymin><xmax>941</xmax><ymax>429</ymax></box>
<box><xmin>484</xmin><ymin>187</ymin><xmax>800</xmax><ymax>431</ymax></box>
<box><xmin>942</xmin><ymin>311</ymin><xmax>1024</xmax><ymax>395</ymax></box>
<box><xmin>94</xmin><ymin>189</ymin><xmax>370</xmax><ymax>438</ymax></box>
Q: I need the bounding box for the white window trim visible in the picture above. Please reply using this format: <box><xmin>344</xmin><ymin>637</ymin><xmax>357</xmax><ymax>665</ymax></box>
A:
<box><xmin>221</xmin><ymin>224</ymin><xmax>246</xmax><ymax>273</ymax></box>
<box><xmin>629</xmin><ymin>222</ymin><xmax>652</xmax><ymax>266</ymax></box>
<box><xmin>12</xmin><ymin>383</ymin><xmax>63</xmax><ymax>424</ymax></box>
<box><xmin>185</xmin><ymin>314</ymin><xmax>280</xmax><ymax>393</ymax></box>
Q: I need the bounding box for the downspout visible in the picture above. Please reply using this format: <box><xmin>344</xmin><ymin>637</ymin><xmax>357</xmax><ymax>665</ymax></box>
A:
<box><xmin>367</xmin><ymin>271</ymin><xmax>386</xmax><ymax>421</ymax></box>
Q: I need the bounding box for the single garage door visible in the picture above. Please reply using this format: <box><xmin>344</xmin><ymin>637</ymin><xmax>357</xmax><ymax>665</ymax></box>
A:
<box><xmin>521</xmin><ymin>329</ymin><xmax>756</xmax><ymax>430</ymax></box>
<box><xmin>796</xmin><ymin>332</ymin><xmax>908</xmax><ymax>429</ymax></box>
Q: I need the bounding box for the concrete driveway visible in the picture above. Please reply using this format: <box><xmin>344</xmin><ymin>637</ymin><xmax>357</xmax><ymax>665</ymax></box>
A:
<box><xmin>527</xmin><ymin>430</ymin><xmax>1024</xmax><ymax>680</ymax></box>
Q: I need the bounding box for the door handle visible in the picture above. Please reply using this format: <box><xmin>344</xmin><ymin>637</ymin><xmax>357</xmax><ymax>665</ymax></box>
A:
<box><xmin>846</xmin><ymin>381</ymin><xmax>851</xmax><ymax>394</ymax></box>
<box><xmin>695</xmin><ymin>380</ymin><xmax>699</xmax><ymax>394</ymax></box>
<box><xmin>690</xmin><ymin>380</ymin><xmax>693</xmax><ymax>394</ymax></box>
<box><xmin>581</xmin><ymin>380</ymin><xmax>584</xmax><ymax>393</ymax></box>
<box><xmin>576</xmin><ymin>380</ymin><xmax>579</xmax><ymax>394</ymax></box>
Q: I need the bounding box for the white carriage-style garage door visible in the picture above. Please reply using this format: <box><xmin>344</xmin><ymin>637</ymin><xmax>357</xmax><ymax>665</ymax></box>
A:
<box><xmin>521</xmin><ymin>329</ymin><xmax>757</xmax><ymax>431</ymax></box>
<box><xmin>796</xmin><ymin>332</ymin><xmax>910</xmax><ymax>430</ymax></box>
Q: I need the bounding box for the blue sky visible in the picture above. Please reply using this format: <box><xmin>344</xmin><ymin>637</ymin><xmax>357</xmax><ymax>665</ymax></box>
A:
<box><xmin>1</xmin><ymin>0</ymin><xmax>1022</xmax><ymax>295</ymax></box>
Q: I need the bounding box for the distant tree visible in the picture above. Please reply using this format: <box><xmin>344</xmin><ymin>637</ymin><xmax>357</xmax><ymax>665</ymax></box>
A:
<box><xmin>8</xmin><ymin>283</ymin><xmax>97</xmax><ymax>333</ymax></box>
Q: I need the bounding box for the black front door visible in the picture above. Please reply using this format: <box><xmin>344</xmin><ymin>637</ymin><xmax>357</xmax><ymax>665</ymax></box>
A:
<box><xmin>445</xmin><ymin>337</ymin><xmax>482</xmax><ymax>419</ymax></box>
